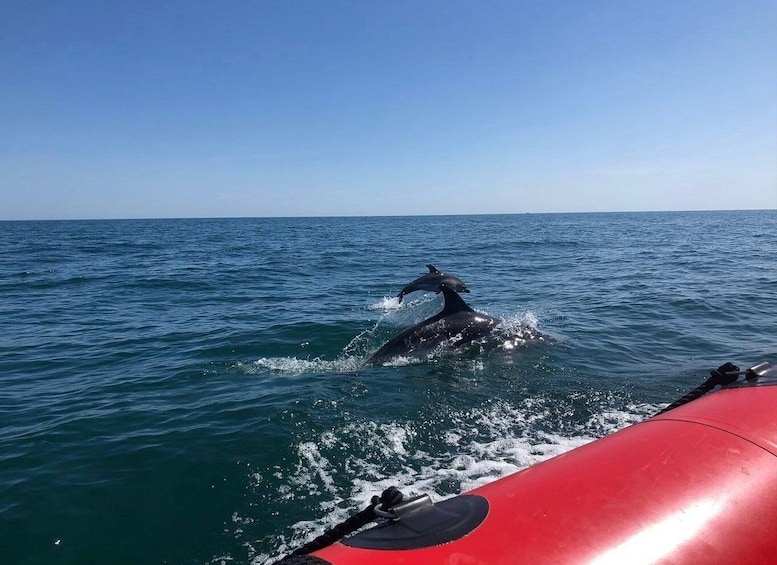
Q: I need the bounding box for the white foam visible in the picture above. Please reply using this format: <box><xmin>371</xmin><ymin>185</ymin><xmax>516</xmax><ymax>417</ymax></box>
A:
<box><xmin>588</xmin><ymin>403</ymin><xmax>663</xmax><ymax>434</ymax></box>
<box><xmin>292</xmin><ymin>442</ymin><xmax>337</xmax><ymax>496</ymax></box>
<box><xmin>236</xmin><ymin>356</ymin><xmax>363</xmax><ymax>375</ymax></box>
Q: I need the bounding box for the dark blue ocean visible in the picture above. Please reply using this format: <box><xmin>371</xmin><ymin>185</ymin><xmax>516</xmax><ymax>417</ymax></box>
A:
<box><xmin>1</xmin><ymin>211</ymin><xmax>776</xmax><ymax>564</ymax></box>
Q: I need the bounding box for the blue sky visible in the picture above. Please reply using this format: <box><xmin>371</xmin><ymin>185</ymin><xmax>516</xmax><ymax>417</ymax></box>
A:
<box><xmin>2</xmin><ymin>0</ymin><xmax>775</xmax><ymax>219</ymax></box>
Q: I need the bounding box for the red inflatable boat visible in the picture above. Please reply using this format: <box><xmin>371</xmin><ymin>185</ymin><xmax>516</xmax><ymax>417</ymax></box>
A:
<box><xmin>281</xmin><ymin>362</ymin><xmax>777</xmax><ymax>565</ymax></box>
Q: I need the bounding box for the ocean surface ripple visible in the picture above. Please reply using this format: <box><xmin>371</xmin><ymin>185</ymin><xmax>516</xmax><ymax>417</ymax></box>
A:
<box><xmin>1</xmin><ymin>211</ymin><xmax>775</xmax><ymax>564</ymax></box>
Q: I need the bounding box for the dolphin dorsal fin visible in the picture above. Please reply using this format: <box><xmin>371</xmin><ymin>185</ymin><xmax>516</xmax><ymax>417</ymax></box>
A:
<box><xmin>440</xmin><ymin>284</ymin><xmax>474</xmax><ymax>315</ymax></box>
<box><xmin>427</xmin><ymin>264</ymin><xmax>441</xmax><ymax>274</ymax></box>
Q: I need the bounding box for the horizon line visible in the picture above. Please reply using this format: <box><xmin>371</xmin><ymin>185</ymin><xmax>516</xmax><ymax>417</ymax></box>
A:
<box><xmin>1</xmin><ymin>207</ymin><xmax>774</xmax><ymax>223</ymax></box>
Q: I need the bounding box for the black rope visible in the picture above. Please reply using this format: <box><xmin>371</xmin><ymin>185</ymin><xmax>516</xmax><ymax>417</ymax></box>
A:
<box><xmin>656</xmin><ymin>362</ymin><xmax>740</xmax><ymax>416</ymax></box>
<box><xmin>276</xmin><ymin>486</ymin><xmax>404</xmax><ymax>563</ymax></box>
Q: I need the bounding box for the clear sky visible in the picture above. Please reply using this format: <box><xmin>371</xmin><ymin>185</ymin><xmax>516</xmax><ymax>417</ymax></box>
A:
<box><xmin>2</xmin><ymin>0</ymin><xmax>775</xmax><ymax>220</ymax></box>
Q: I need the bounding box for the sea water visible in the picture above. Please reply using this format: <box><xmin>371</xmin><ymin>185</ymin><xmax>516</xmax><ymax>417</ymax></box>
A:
<box><xmin>1</xmin><ymin>211</ymin><xmax>775</xmax><ymax>564</ymax></box>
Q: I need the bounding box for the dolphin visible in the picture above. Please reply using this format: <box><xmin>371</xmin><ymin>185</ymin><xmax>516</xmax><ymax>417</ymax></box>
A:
<box><xmin>396</xmin><ymin>264</ymin><xmax>470</xmax><ymax>303</ymax></box>
<box><xmin>369</xmin><ymin>284</ymin><xmax>499</xmax><ymax>365</ymax></box>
